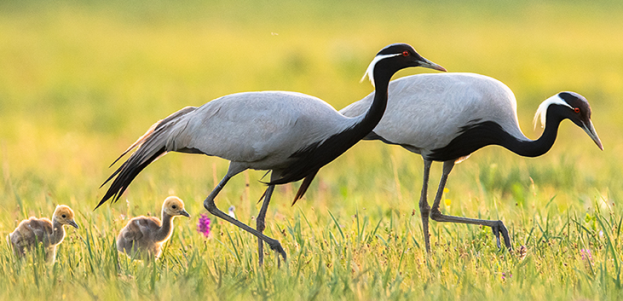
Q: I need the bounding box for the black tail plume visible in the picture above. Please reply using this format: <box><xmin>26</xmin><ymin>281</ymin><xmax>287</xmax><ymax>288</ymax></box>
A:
<box><xmin>96</xmin><ymin>146</ymin><xmax>166</xmax><ymax>209</ymax></box>
<box><xmin>291</xmin><ymin>170</ymin><xmax>318</xmax><ymax>206</ymax></box>
<box><xmin>96</xmin><ymin>106</ymin><xmax>197</xmax><ymax>210</ymax></box>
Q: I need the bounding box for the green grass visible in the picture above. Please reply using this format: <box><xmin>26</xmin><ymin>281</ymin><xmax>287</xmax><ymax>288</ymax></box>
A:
<box><xmin>1</xmin><ymin>0</ymin><xmax>622</xmax><ymax>300</ymax></box>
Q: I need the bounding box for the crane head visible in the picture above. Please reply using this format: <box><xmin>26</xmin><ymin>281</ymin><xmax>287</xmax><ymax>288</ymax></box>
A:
<box><xmin>361</xmin><ymin>43</ymin><xmax>446</xmax><ymax>87</ymax></box>
<box><xmin>534</xmin><ymin>92</ymin><xmax>603</xmax><ymax>150</ymax></box>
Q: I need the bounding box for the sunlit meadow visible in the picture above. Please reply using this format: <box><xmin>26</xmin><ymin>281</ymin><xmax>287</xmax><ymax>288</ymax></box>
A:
<box><xmin>1</xmin><ymin>0</ymin><xmax>622</xmax><ymax>300</ymax></box>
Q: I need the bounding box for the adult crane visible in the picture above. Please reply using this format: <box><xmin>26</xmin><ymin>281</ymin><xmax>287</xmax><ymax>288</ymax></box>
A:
<box><xmin>340</xmin><ymin>72</ymin><xmax>603</xmax><ymax>252</ymax></box>
<box><xmin>97</xmin><ymin>43</ymin><xmax>446</xmax><ymax>264</ymax></box>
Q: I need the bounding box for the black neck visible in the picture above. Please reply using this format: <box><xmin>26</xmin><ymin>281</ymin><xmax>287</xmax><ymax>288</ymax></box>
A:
<box><xmin>269</xmin><ymin>66</ymin><xmax>395</xmax><ymax>185</ymax></box>
<box><xmin>429</xmin><ymin>107</ymin><xmax>565</xmax><ymax>161</ymax></box>
<box><xmin>504</xmin><ymin>109</ymin><xmax>563</xmax><ymax>157</ymax></box>
<box><xmin>354</xmin><ymin>68</ymin><xmax>391</xmax><ymax>137</ymax></box>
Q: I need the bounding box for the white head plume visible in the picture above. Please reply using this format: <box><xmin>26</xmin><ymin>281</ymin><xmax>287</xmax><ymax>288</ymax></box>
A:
<box><xmin>360</xmin><ymin>53</ymin><xmax>401</xmax><ymax>87</ymax></box>
<box><xmin>533</xmin><ymin>93</ymin><xmax>572</xmax><ymax>129</ymax></box>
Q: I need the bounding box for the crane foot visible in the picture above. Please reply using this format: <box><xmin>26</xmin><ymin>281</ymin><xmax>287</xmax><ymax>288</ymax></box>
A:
<box><xmin>491</xmin><ymin>220</ymin><xmax>512</xmax><ymax>250</ymax></box>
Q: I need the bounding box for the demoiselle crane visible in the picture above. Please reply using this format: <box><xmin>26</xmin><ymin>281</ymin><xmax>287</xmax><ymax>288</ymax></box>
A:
<box><xmin>340</xmin><ymin>72</ymin><xmax>603</xmax><ymax>252</ymax></box>
<box><xmin>97</xmin><ymin>43</ymin><xmax>446</xmax><ymax>264</ymax></box>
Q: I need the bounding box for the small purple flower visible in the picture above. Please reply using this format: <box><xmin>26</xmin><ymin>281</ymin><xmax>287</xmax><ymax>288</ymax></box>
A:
<box><xmin>501</xmin><ymin>272</ymin><xmax>512</xmax><ymax>281</ymax></box>
<box><xmin>580</xmin><ymin>248</ymin><xmax>593</xmax><ymax>262</ymax></box>
<box><xmin>197</xmin><ymin>214</ymin><xmax>211</xmax><ymax>237</ymax></box>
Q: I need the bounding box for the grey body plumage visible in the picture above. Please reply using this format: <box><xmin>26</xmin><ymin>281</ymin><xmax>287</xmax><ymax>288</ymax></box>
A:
<box><xmin>342</xmin><ymin>73</ymin><xmax>525</xmax><ymax>156</ymax></box>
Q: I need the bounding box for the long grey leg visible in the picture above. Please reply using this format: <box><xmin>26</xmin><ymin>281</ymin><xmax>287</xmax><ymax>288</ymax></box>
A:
<box><xmin>429</xmin><ymin>161</ymin><xmax>512</xmax><ymax>250</ymax></box>
<box><xmin>203</xmin><ymin>165</ymin><xmax>287</xmax><ymax>261</ymax></box>
<box><xmin>419</xmin><ymin>159</ymin><xmax>433</xmax><ymax>253</ymax></box>
<box><xmin>256</xmin><ymin>184</ymin><xmax>275</xmax><ymax>266</ymax></box>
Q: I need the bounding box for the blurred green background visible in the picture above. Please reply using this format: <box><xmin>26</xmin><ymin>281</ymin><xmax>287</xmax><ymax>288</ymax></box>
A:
<box><xmin>1</xmin><ymin>0</ymin><xmax>621</xmax><ymax>209</ymax></box>
<box><xmin>0</xmin><ymin>0</ymin><xmax>622</xmax><ymax>300</ymax></box>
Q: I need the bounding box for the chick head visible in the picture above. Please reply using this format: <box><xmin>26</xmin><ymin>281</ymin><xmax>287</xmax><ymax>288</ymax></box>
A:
<box><xmin>53</xmin><ymin>205</ymin><xmax>79</xmax><ymax>229</ymax></box>
<box><xmin>163</xmin><ymin>196</ymin><xmax>190</xmax><ymax>218</ymax></box>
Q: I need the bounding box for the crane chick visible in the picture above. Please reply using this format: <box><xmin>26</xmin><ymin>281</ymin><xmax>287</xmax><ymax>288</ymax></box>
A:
<box><xmin>8</xmin><ymin>205</ymin><xmax>79</xmax><ymax>263</ymax></box>
<box><xmin>117</xmin><ymin>196</ymin><xmax>190</xmax><ymax>259</ymax></box>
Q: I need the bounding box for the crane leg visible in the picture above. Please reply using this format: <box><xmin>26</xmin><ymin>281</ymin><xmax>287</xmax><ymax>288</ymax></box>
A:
<box><xmin>203</xmin><ymin>168</ymin><xmax>287</xmax><ymax>263</ymax></box>
<box><xmin>256</xmin><ymin>184</ymin><xmax>276</xmax><ymax>267</ymax></box>
<box><xmin>429</xmin><ymin>161</ymin><xmax>512</xmax><ymax>250</ymax></box>
<box><xmin>418</xmin><ymin>160</ymin><xmax>433</xmax><ymax>253</ymax></box>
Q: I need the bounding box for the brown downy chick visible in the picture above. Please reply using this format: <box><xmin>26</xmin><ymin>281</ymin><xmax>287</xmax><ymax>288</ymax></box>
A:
<box><xmin>8</xmin><ymin>205</ymin><xmax>79</xmax><ymax>263</ymax></box>
<box><xmin>117</xmin><ymin>196</ymin><xmax>190</xmax><ymax>259</ymax></box>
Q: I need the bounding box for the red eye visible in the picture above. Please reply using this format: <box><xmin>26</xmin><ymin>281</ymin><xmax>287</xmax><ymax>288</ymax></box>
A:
<box><xmin>402</xmin><ymin>51</ymin><xmax>409</xmax><ymax>56</ymax></box>
<box><xmin>574</xmin><ymin>107</ymin><xmax>580</xmax><ymax>113</ymax></box>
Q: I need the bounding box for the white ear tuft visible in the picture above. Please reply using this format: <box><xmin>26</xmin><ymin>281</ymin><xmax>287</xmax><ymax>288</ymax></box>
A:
<box><xmin>360</xmin><ymin>53</ymin><xmax>401</xmax><ymax>87</ymax></box>
<box><xmin>533</xmin><ymin>94</ymin><xmax>572</xmax><ymax>130</ymax></box>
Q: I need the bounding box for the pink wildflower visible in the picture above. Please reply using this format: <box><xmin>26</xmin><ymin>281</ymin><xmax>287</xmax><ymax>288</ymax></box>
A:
<box><xmin>580</xmin><ymin>248</ymin><xmax>593</xmax><ymax>262</ymax></box>
<box><xmin>501</xmin><ymin>272</ymin><xmax>512</xmax><ymax>281</ymax></box>
<box><xmin>197</xmin><ymin>214</ymin><xmax>211</xmax><ymax>237</ymax></box>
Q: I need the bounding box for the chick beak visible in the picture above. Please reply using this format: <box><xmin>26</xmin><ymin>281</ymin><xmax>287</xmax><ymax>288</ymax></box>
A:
<box><xmin>419</xmin><ymin>57</ymin><xmax>447</xmax><ymax>72</ymax></box>
<box><xmin>180</xmin><ymin>210</ymin><xmax>190</xmax><ymax>218</ymax></box>
<box><xmin>582</xmin><ymin>120</ymin><xmax>604</xmax><ymax>150</ymax></box>
<box><xmin>69</xmin><ymin>220</ymin><xmax>79</xmax><ymax>229</ymax></box>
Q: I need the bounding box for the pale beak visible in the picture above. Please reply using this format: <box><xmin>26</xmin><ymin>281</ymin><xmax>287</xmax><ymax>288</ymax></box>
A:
<box><xmin>582</xmin><ymin>120</ymin><xmax>604</xmax><ymax>150</ymax></box>
<box><xmin>68</xmin><ymin>220</ymin><xmax>79</xmax><ymax>229</ymax></box>
<box><xmin>180</xmin><ymin>210</ymin><xmax>190</xmax><ymax>218</ymax></box>
<box><xmin>419</xmin><ymin>57</ymin><xmax>447</xmax><ymax>72</ymax></box>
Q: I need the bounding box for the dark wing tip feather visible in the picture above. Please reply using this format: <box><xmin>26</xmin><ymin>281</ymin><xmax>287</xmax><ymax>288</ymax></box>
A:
<box><xmin>256</xmin><ymin>188</ymin><xmax>268</xmax><ymax>204</ymax></box>
<box><xmin>97</xmin><ymin>106</ymin><xmax>197</xmax><ymax>211</ymax></box>
<box><xmin>108</xmin><ymin>148</ymin><xmax>134</xmax><ymax>168</ymax></box>
<box><xmin>106</xmin><ymin>106</ymin><xmax>197</xmax><ymax>169</ymax></box>
<box><xmin>108</xmin><ymin>122</ymin><xmax>161</xmax><ymax>168</ymax></box>
<box><xmin>95</xmin><ymin>146</ymin><xmax>166</xmax><ymax>210</ymax></box>
<box><xmin>291</xmin><ymin>170</ymin><xmax>318</xmax><ymax>206</ymax></box>
<box><xmin>100</xmin><ymin>161</ymin><xmax>127</xmax><ymax>188</ymax></box>
<box><xmin>94</xmin><ymin>199</ymin><xmax>107</xmax><ymax>210</ymax></box>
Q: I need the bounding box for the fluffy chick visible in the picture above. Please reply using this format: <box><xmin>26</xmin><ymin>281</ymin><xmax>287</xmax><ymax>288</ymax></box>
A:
<box><xmin>8</xmin><ymin>205</ymin><xmax>79</xmax><ymax>263</ymax></box>
<box><xmin>117</xmin><ymin>196</ymin><xmax>190</xmax><ymax>259</ymax></box>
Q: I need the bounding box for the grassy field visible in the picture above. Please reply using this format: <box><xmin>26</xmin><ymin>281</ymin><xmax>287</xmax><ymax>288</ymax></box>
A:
<box><xmin>1</xmin><ymin>0</ymin><xmax>623</xmax><ymax>300</ymax></box>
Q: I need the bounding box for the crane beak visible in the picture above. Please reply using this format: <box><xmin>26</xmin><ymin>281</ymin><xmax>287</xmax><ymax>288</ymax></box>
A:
<box><xmin>180</xmin><ymin>210</ymin><xmax>190</xmax><ymax>218</ymax></box>
<box><xmin>581</xmin><ymin>120</ymin><xmax>603</xmax><ymax>150</ymax></box>
<box><xmin>418</xmin><ymin>57</ymin><xmax>447</xmax><ymax>72</ymax></box>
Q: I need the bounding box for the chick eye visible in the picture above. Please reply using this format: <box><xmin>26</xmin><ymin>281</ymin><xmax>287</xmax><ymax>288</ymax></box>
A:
<box><xmin>62</xmin><ymin>214</ymin><xmax>66</xmax><ymax>218</ymax></box>
<box><xmin>172</xmin><ymin>205</ymin><xmax>177</xmax><ymax>209</ymax></box>
<box><xmin>402</xmin><ymin>51</ymin><xmax>409</xmax><ymax>57</ymax></box>
<box><xmin>574</xmin><ymin>107</ymin><xmax>580</xmax><ymax>113</ymax></box>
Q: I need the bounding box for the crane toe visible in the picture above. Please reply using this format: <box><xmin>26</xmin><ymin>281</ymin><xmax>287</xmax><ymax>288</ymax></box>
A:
<box><xmin>491</xmin><ymin>220</ymin><xmax>512</xmax><ymax>250</ymax></box>
<box><xmin>268</xmin><ymin>240</ymin><xmax>287</xmax><ymax>262</ymax></box>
